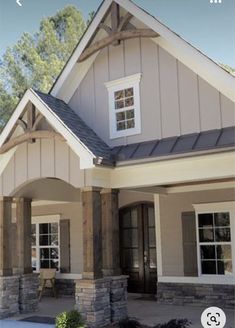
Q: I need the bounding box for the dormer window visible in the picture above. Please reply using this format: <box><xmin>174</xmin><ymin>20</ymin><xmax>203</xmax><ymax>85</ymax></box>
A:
<box><xmin>105</xmin><ymin>73</ymin><xmax>141</xmax><ymax>139</ymax></box>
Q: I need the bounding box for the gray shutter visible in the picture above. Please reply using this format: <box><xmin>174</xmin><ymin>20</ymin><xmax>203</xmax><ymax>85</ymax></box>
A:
<box><xmin>181</xmin><ymin>212</ymin><xmax>198</xmax><ymax>276</ymax></box>
<box><xmin>60</xmin><ymin>219</ymin><xmax>70</xmax><ymax>273</ymax></box>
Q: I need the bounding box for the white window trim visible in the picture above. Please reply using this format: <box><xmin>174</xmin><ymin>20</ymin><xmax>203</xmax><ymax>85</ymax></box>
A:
<box><xmin>193</xmin><ymin>202</ymin><xmax>235</xmax><ymax>279</ymax></box>
<box><xmin>105</xmin><ymin>73</ymin><xmax>142</xmax><ymax>139</ymax></box>
<box><xmin>32</xmin><ymin>215</ymin><xmax>61</xmax><ymax>273</ymax></box>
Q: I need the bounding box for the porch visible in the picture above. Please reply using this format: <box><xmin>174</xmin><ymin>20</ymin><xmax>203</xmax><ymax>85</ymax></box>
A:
<box><xmin>3</xmin><ymin>295</ymin><xmax>235</xmax><ymax>328</ymax></box>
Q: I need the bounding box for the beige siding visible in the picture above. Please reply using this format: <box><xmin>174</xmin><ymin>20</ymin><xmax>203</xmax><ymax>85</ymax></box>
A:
<box><xmin>119</xmin><ymin>190</ymin><xmax>154</xmax><ymax>208</ymax></box>
<box><xmin>159</xmin><ymin>188</ymin><xmax>235</xmax><ymax>276</ymax></box>
<box><xmin>221</xmin><ymin>94</ymin><xmax>235</xmax><ymax>127</ymax></box>
<box><xmin>69</xmin><ymin>38</ymin><xmax>235</xmax><ymax>147</ymax></box>
<box><xmin>198</xmin><ymin>77</ymin><xmax>222</xmax><ymax>130</ymax></box>
<box><xmin>0</xmin><ymin>140</ymin><xmax>84</xmax><ymax>196</ymax></box>
<box><xmin>32</xmin><ymin>202</ymin><xmax>83</xmax><ymax>274</ymax></box>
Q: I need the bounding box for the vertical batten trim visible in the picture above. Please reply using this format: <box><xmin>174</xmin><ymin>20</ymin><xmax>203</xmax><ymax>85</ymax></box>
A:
<box><xmin>176</xmin><ymin>60</ymin><xmax>182</xmax><ymax>135</ymax></box>
<box><xmin>123</xmin><ymin>40</ymin><xmax>126</xmax><ymax>77</ymax></box>
<box><xmin>197</xmin><ymin>75</ymin><xmax>202</xmax><ymax>132</ymax></box>
<box><xmin>219</xmin><ymin>92</ymin><xmax>223</xmax><ymax>128</ymax></box>
<box><xmin>26</xmin><ymin>142</ymin><xmax>29</xmax><ymax>181</ymax></box>
<box><xmin>154</xmin><ymin>193</ymin><xmax>163</xmax><ymax>276</ymax></box>
<box><xmin>39</xmin><ymin>139</ymin><xmax>42</xmax><ymax>178</ymax></box>
<box><xmin>157</xmin><ymin>45</ymin><xmax>163</xmax><ymax>138</ymax></box>
<box><xmin>13</xmin><ymin>153</ymin><xmax>16</xmax><ymax>190</ymax></box>
<box><xmin>53</xmin><ymin>139</ymin><xmax>56</xmax><ymax>178</ymax></box>
<box><xmin>92</xmin><ymin>63</ymin><xmax>96</xmax><ymax>129</ymax></box>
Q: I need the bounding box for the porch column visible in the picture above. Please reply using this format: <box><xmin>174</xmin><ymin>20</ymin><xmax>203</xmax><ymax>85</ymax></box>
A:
<box><xmin>0</xmin><ymin>197</ymin><xmax>19</xmax><ymax>318</ymax></box>
<box><xmin>76</xmin><ymin>187</ymin><xmax>111</xmax><ymax>327</ymax></box>
<box><xmin>101</xmin><ymin>188</ymin><xmax>120</xmax><ymax>276</ymax></box>
<box><xmin>15</xmin><ymin>198</ymin><xmax>39</xmax><ymax>314</ymax></box>
<box><xmin>82</xmin><ymin>187</ymin><xmax>102</xmax><ymax>279</ymax></box>
<box><xmin>101</xmin><ymin>188</ymin><xmax>128</xmax><ymax>323</ymax></box>
<box><xmin>15</xmin><ymin>198</ymin><xmax>32</xmax><ymax>274</ymax></box>
<box><xmin>0</xmin><ymin>197</ymin><xmax>13</xmax><ymax>276</ymax></box>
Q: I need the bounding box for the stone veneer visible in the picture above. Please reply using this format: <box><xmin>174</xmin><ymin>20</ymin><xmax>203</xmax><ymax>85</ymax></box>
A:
<box><xmin>157</xmin><ymin>282</ymin><xmax>235</xmax><ymax>308</ymax></box>
<box><xmin>0</xmin><ymin>276</ymin><xmax>19</xmax><ymax>318</ymax></box>
<box><xmin>19</xmin><ymin>273</ymin><xmax>39</xmax><ymax>313</ymax></box>
<box><xmin>75</xmin><ymin>276</ymin><xmax>128</xmax><ymax>327</ymax></box>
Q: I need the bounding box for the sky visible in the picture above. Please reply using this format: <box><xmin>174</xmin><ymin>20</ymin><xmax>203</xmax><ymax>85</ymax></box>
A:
<box><xmin>0</xmin><ymin>0</ymin><xmax>234</xmax><ymax>67</ymax></box>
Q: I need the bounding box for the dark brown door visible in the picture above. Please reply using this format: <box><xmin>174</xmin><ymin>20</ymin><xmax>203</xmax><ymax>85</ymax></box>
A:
<box><xmin>120</xmin><ymin>203</ymin><xmax>157</xmax><ymax>293</ymax></box>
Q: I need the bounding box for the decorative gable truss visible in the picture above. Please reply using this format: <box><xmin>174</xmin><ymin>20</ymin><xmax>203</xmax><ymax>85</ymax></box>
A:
<box><xmin>51</xmin><ymin>0</ymin><xmax>235</xmax><ymax>105</ymax></box>
<box><xmin>0</xmin><ymin>89</ymin><xmax>112</xmax><ymax>172</ymax></box>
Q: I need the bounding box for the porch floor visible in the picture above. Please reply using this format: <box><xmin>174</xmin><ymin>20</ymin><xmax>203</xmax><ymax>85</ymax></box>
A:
<box><xmin>2</xmin><ymin>295</ymin><xmax>234</xmax><ymax>328</ymax></box>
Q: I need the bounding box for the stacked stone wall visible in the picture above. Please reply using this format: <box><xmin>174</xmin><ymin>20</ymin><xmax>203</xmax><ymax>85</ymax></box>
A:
<box><xmin>75</xmin><ymin>276</ymin><xmax>128</xmax><ymax>327</ymax></box>
<box><xmin>157</xmin><ymin>282</ymin><xmax>235</xmax><ymax>308</ymax></box>
<box><xmin>0</xmin><ymin>276</ymin><xmax>19</xmax><ymax>318</ymax></box>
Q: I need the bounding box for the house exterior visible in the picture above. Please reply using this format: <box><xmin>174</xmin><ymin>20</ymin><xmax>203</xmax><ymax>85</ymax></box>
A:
<box><xmin>0</xmin><ymin>0</ymin><xmax>234</xmax><ymax>326</ymax></box>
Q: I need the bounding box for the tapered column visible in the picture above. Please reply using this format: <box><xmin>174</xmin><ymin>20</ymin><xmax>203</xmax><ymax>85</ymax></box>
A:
<box><xmin>15</xmin><ymin>198</ymin><xmax>32</xmax><ymax>274</ymax></box>
<box><xmin>101</xmin><ymin>189</ymin><xmax>120</xmax><ymax>276</ymax></box>
<box><xmin>0</xmin><ymin>197</ymin><xmax>13</xmax><ymax>276</ymax></box>
<box><xmin>82</xmin><ymin>187</ymin><xmax>102</xmax><ymax>279</ymax></box>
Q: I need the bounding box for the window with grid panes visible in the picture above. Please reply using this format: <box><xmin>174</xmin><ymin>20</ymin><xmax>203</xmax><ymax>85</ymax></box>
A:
<box><xmin>105</xmin><ymin>73</ymin><xmax>141</xmax><ymax>139</ymax></box>
<box><xmin>198</xmin><ymin>212</ymin><xmax>232</xmax><ymax>275</ymax></box>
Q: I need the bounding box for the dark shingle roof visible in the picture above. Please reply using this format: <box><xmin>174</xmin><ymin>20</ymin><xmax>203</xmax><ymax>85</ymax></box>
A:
<box><xmin>111</xmin><ymin>127</ymin><xmax>235</xmax><ymax>162</ymax></box>
<box><xmin>34</xmin><ymin>90</ymin><xmax>112</xmax><ymax>163</ymax></box>
<box><xmin>33</xmin><ymin>90</ymin><xmax>235</xmax><ymax>165</ymax></box>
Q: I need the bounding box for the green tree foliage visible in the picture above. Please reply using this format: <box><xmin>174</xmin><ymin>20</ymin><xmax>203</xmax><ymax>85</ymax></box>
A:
<box><xmin>0</xmin><ymin>5</ymin><xmax>86</xmax><ymax>129</ymax></box>
<box><xmin>219</xmin><ymin>63</ymin><xmax>235</xmax><ymax>75</ymax></box>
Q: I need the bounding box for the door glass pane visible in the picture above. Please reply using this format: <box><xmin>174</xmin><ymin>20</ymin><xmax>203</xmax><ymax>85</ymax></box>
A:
<box><xmin>50</xmin><ymin>248</ymin><xmax>58</xmax><ymax>259</ymax></box>
<box><xmin>40</xmin><ymin>248</ymin><xmax>49</xmax><ymax>259</ymax></box>
<box><xmin>40</xmin><ymin>260</ymin><xmax>50</xmax><ymax>268</ymax></box>
<box><xmin>123</xmin><ymin>229</ymin><xmax>138</xmax><ymax>247</ymax></box>
<box><xmin>122</xmin><ymin>211</ymin><xmax>131</xmax><ymax>227</ymax></box>
<box><xmin>131</xmin><ymin>209</ymin><xmax>138</xmax><ymax>227</ymax></box>
<box><xmin>123</xmin><ymin>249</ymin><xmax>139</xmax><ymax>268</ymax></box>
<box><xmin>51</xmin><ymin>260</ymin><xmax>59</xmax><ymax>269</ymax></box>
<box><xmin>50</xmin><ymin>223</ymin><xmax>58</xmax><ymax>233</ymax></box>
<box><xmin>201</xmin><ymin>260</ymin><xmax>216</xmax><ymax>274</ymax></box>
<box><xmin>198</xmin><ymin>214</ymin><xmax>213</xmax><ymax>228</ymax></box>
<box><xmin>148</xmin><ymin>207</ymin><xmax>155</xmax><ymax>227</ymax></box>
<box><xmin>148</xmin><ymin>227</ymin><xmax>156</xmax><ymax>247</ymax></box>
<box><xmin>149</xmin><ymin>249</ymin><xmax>157</xmax><ymax>268</ymax></box>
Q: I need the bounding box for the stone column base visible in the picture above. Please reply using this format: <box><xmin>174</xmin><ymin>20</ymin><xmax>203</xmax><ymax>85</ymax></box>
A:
<box><xmin>110</xmin><ymin>276</ymin><xmax>128</xmax><ymax>322</ymax></box>
<box><xmin>157</xmin><ymin>282</ymin><xmax>235</xmax><ymax>308</ymax></box>
<box><xmin>0</xmin><ymin>276</ymin><xmax>19</xmax><ymax>318</ymax></box>
<box><xmin>75</xmin><ymin>277</ymin><xmax>111</xmax><ymax>327</ymax></box>
<box><xmin>19</xmin><ymin>273</ymin><xmax>39</xmax><ymax>313</ymax></box>
<box><xmin>75</xmin><ymin>276</ymin><xmax>128</xmax><ymax>327</ymax></box>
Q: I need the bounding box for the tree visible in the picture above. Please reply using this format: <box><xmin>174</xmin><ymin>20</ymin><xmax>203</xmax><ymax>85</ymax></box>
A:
<box><xmin>0</xmin><ymin>5</ymin><xmax>86</xmax><ymax>129</ymax></box>
<box><xmin>220</xmin><ymin>63</ymin><xmax>235</xmax><ymax>75</ymax></box>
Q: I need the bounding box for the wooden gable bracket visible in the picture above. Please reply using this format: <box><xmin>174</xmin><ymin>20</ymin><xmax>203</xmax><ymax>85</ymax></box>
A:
<box><xmin>0</xmin><ymin>105</ymin><xmax>64</xmax><ymax>155</ymax></box>
<box><xmin>78</xmin><ymin>2</ymin><xmax>159</xmax><ymax>62</ymax></box>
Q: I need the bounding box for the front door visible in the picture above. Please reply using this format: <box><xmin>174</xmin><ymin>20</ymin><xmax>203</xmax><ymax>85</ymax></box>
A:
<box><xmin>119</xmin><ymin>203</ymin><xmax>157</xmax><ymax>293</ymax></box>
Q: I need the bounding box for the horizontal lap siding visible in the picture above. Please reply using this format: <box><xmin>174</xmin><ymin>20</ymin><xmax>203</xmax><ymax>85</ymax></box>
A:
<box><xmin>69</xmin><ymin>39</ymin><xmax>234</xmax><ymax>147</ymax></box>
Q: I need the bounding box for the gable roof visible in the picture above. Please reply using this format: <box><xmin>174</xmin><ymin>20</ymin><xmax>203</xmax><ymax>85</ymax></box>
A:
<box><xmin>0</xmin><ymin>89</ymin><xmax>112</xmax><ymax>169</ymax></box>
<box><xmin>35</xmin><ymin>91</ymin><xmax>111</xmax><ymax>163</ymax></box>
<box><xmin>50</xmin><ymin>0</ymin><xmax>235</xmax><ymax>103</ymax></box>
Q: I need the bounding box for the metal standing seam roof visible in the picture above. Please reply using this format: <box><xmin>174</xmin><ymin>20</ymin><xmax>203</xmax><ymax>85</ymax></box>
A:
<box><xmin>34</xmin><ymin>91</ymin><xmax>235</xmax><ymax>165</ymax></box>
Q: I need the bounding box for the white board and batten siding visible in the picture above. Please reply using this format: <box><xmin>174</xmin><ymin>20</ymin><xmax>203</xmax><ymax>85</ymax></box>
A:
<box><xmin>0</xmin><ymin>139</ymin><xmax>84</xmax><ymax>196</ymax></box>
<box><xmin>69</xmin><ymin>38</ymin><xmax>235</xmax><ymax>148</ymax></box>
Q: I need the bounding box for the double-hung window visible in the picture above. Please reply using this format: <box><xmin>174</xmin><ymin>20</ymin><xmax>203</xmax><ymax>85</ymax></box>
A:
<box><xmin>105</xmin><ymin>73</ymin><xmax>141</xmax><ymax>139</ymax></box>
<box><xmin>31</xmin><ymin>216</ymin><xmax>60</xmax><ymax>272</ymax></box>
<box><xmin>194</xmin><ymin>202</ymin><xmax>234</xmax><ymax>276</ymax></box>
